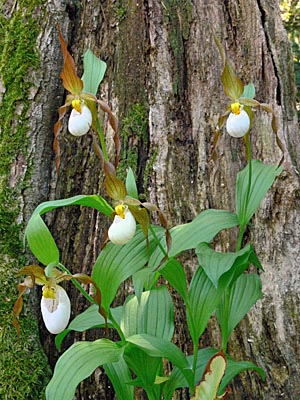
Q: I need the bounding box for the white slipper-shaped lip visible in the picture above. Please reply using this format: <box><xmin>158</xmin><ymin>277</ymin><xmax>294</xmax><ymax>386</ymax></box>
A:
<box><xmin>68</xmin><ymin>104</ymin><xmax>92</xmax><ymax>136</ymax></box>
<box><xmin>41</xmin><ymin>285</ymin><xmax>71</xmax><ymax>334</ymax></box>
<box><xmin>108</xmin><ymin>208</ymin><xmax>136</xmax><ymax>245</ymax></box>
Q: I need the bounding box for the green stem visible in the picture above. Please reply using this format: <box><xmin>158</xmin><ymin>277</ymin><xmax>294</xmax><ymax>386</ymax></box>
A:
<box><xmin>192</xmin><ymin>342</ymin><xmax>199</xmax><ymax>377</ymax></box>
<box><xmin>58</xmin><ymin>263</ymin><xmax>96</xmax><ymax>304</ymax></box>
<box><xmin>221</xmin><ymin>290</ymin><xmax>230</xmax><ymax>352</ymax></box>
<box><xmin>96</xmin><ymin>117</ymin><xmax>108</xmax><ymax>161</ymax></box>
<box><xmin>144</xmin><ymin>387</ymin><xmax>158</xmax><ymax>400</ymax></box>
<box><xmin>149</xmin><ymin>225</ymin><xmax>168</xmax><ymax>259</ymax></box>
<box><xmin>236</xmin><ymin>134</ymin><xmax>253</xmax><ymax>251</ymax></box>
<box><xmin>59</xmin><ymin>264</ymin><xmax>126</xmax><ymax>342</ymax></box>
<box><xmin>235</xmin><ymin>223</ymin><xmax>245</xmax><ymax>252</ymax></box>
<box><xmin>108</xmin><ymin>310</ymin><xmax>126</xmax><ymax>343</ymax></box>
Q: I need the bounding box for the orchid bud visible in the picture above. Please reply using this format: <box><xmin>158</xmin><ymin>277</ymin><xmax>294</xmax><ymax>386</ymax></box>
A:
<box><xmin>226</xmin><ymin>103</ymin><xmax>250</xmax><ymax>138</ymax></box>
<box><xmin>68</xmin><ymin>103</ymin><xmax>92</xmax><ymax>136</ymax></box>
<box><xmin>108</xmin><ymin>205</ymin><xmax>136</xmax><ymax>245</ymax></box>
<box><xmin>41</xmin><ymin>285</ymin><xmax>71</xmax><ymax>334</ymax></box>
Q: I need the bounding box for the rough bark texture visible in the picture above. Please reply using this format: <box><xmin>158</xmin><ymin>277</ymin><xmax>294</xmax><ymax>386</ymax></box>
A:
<box><xmin>1</xmin><ymin>0</ymin><xmax>300</xmax><ymax>399</ymax></box>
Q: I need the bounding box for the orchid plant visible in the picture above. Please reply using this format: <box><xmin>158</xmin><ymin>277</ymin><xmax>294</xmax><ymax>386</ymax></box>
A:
<box><xmin>13</xmin><ymin>28</ymin><xmax>284</xmax><ymax>400</ymax></box>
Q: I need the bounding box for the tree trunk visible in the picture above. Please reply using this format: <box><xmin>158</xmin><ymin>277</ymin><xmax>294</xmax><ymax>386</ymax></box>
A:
<box><xmin>2</xmin><ymin>0</ymin><xmax>299</xmax><ymax>399</ymax></box>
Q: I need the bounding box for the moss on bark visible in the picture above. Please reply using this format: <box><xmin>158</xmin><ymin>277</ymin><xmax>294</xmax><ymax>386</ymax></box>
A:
<box><xmin>0</xmin><ymin>1</ymin><xmax>51</xmax><ymax>398</ymax></box>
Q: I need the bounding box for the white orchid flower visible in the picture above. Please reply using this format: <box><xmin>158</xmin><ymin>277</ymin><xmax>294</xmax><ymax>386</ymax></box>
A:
<box><xmin>108</xmin><ymin>204</ymin><xmax>136</xmax><ymax>245</ymax></box>
<box><xmin>68</xmin><ymin>100</ymin><xmax>92</xmax><ymax>136</ymax></box>
<box><xmin>226</xmin><ymin>102</ymin><xmax>250</xmax><ymax>138</ymax></box>
<box><xmin>41</xmin><ymin>284</ymin><xmax>71</xmax><ymax>334</ymax></box>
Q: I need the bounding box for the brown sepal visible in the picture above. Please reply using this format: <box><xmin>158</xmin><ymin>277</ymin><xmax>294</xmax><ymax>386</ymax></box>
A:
<box><xmin>18</xmin><ymin>265</ymin><xmax>48</xmax><ymax>283</ymax></box>
<box><xmin>129</xmin><ymin>205</ymin><xmax>150</xmax><ymax>244</ymax></box>
<box><xmin>97</xmin><ymin>99</ymin><xmax>120</xmax><ymax>168</ymax></box>
<box><xmin>57</xmin><ymin>24</ymin><xmax>83</xmax><ymax>95</ymax></box>
<box><xmin>54</xmin><ymin>102</ymin><xmax>70</xmax><ymax>173</ymax></box>
<box><xmin>92</xmin><ymin>132</ymin><xmax>105</xmax><ymax>167</ymax></box>
<box><xmin>104</xmin><ymin>161</ymin><xmax>127</xmax><ymax>200</ymax></box>
<box><xmin>213</xmin><ymin>33</ymin><xmax>244</xmax><ymax>100</ymax></box>
<box><xmin>210</xmin><ymin>110</ymin><xmax>229</xmax><ymax>164</ymax></box>
<box><xmin>13</xmin><ymin>275</ymin><xmax>35</xmax><ymax>339</ymax></box>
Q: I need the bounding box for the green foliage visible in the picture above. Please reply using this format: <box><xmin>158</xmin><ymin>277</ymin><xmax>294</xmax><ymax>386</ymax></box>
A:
<box><xmin>191</xmin><ymin>352</ymin><xmax>227</xmax><ymax>400</ymax></box>
<box><xmin>46</xmin><ymin>339</ymin><xmax>123</xmax><ymax>400</ymax></box>
<box><xmin>163</xmin><ymin>347</ymin><xmax>265</xmax><ymax>400</ymax></box>
<box><xmin>235</xmin><ymin>161</ymin><xmax>283</xmax><ymax>227</ymax></box>
<box><xmin>217</xmin><ymin>274</ymin><xmax>263</xmax><ymax>351</ymax></box>
<box><xmin>25</xmin><ymin>195</ymin><xmax>113</xmax><ymax>265</ymax></box>
<box><xmin>14</xmin><ymin>19</ymin><xmax>284</xmax><ymax>400</ymax></box>
<box><xmin>82</xmin><ymin>50</ymin><xmax>107</xmax><ymax>95</ymax></box>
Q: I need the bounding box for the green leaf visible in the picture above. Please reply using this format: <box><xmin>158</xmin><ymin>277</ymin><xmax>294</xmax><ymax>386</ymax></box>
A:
<box><xmin>187</xmin><ymin>267</ymin><xmax>228</xmax><ymax>344</ymax></box>
<box><xmin>25</xmin><ymin>213</ymin><xmax>59</xmax><ymax>265</ymax></box>
<box><xmin>55</xmin><ymin>305</ymin><xmax>123</xmax><ymax>350</ymax></box>
<box><xmin>92</xmin><ymin>226</ymin><xmax>165</xmax><ymax>311</ymax></box>
<box><xmin>191</xmin><ymin>351</ymin><xmax>227</xmax><ymax>400</ymax></box>
<box><xmin>126</xmin><ymin>167</ymin><xmax>139</xmax><ymax>199</ymax></box>
<box><xmin>216</xmin><ymin>274</ymin><xmax>263</xmax><ymax>346</ymax></box>
<box><xmin>104</xmin><ymin>357</ymin><xmax>134</xmax><ymax>400</ymax></box>
<box><xmin>82</xmin><ymin>49</ymin><xmax>107</xmax><ymax>95</ymax></box>
<box><xmin>219</xmin><ymin>358</ymin><xmax>265</xmax><ymax>394</ymax></box>
<box><xmin>34</xmin><ymin>194</ymin><xmax>113</xmax><ymax>217</ymax></box>
<box><xmin>120</xmin><ymin>286</ymin><xmax>174</xmax><ymax>341</ymax></box>
<box><xmin>124</xmin><ymin>345</ymin><xmax>163</xmax><ymax>394</ymax></box>
<box><xmin>164</xmin><ymin>347</ymin><xmax>265</xmax><ymax>400</ymax></box>
<box><xmin>241</xmin><ymin>83</ymin><xmax>255</xmax><ymax>99</ymax></box>
<box><xmin>196</xmin><ymin>243</ymin><xmax>262</xmax><ymax>288</ymax></box>
<box><xmin>160</xmin><ymin>258</ymin><xmax>187</xmax><ymax>302</ymax></box>
<box><xmin>235</xmin><ymin>160</ymin><xmax>282</xmax><ymax>226</ymax></box>
<box><xmin>163</xmin><ymin>348</ymin><xmax>217</xmax><ymax>400</ymax></box>
<box><xmin>149</xmin><ymin>210</ymin><xmax>239</xmax><ymax>269</ymax></box>
<box><xmin>25</xmin><ymin>195</ymin><xmax>113</xmax><ymax>265</ymax></box>
<box><xmin>126</xmin><ymin>333</ymin><xmax>194</xmax><ymax>390</ymax></box>
<box><xmin>46</xmin><ymin>339</ymin><xmax>122</xmax><ymax>400</ymax></box>
<box><xmin>132</xmin><ymin>267</ymin><xmax>155</xmax><ymax>298</ymax></box>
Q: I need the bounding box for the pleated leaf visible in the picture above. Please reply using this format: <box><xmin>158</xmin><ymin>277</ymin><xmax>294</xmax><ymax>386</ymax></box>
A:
<box><xmin>235</xmin><ymin>160</ymin><xmax>282</xmax><ymax>226</ymax></box>
<box><xmin>104</xmin><ymin>357</ymin><xmax>134</xmax><ymax>400</ymax></box>
<box><xmin>196</xmin><ymin>243</ymin><xmax>262</xmax><ymax>288</ymax></box>
<box><xmin>160</xmin><ymin>258</ymin><xmax>187</xmax><ymax>302</ymax></box>
<box><xmin>92</xmin><ymin>226</ymin><xmax>165</xmax><ymax>311</ymax></box>
<box><xmin>126</xmin><ymin>333</ymin><xmax>194</xmax><ymax>390</ymax></box>
<box><xmin>121</xmin><ymin>286</ymin><xmax>174</xmax><ymax>341</ymax></box>
<box><xmin>149</xmin><ymin>210</ymin><xmax>239</xmax><ymax>269</ymax></box>
<box><xmin>55</xmin><ymin>305</ymin><xmax>123</xmax><ymax>350</ymax></box>
<box><xmin>217</xmin><ymin>274</ymin><xmax>263</xmax><ymax>346</ymax></box>
<box><xmin>125</xmin><ymin>167</ymin><xmax>139</xmax><ymax>199</ymax></box>
<box><xmin>82</xmin><ymin>49</ymin><xmax>106</xmax><ymax>96</ymax></box>
<box><xmin>25</xmin><ymin>195</ymin><xmax>113</xmax><ymax>265</ymax></box>
<box><xmin>46</xmin><ymin>339</ymin><xmax>122</xmax><ymax>400</ymax></box>
<box><xmin>187</xmin><ymin>267</ymin><xmax>228</xmax><ymax>344</ymax></box>
<box><xmin>124</xmin><ymin>345</ymin><xmax>163</xmax><ymax>395</ymax></box>
<box><xmin>164</xmin><ymin>347</ymin><xmax>265</xmax><ymax>399</ymax></box>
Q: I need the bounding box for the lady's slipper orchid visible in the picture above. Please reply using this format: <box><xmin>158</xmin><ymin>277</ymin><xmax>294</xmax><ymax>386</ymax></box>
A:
<box><xmin>41</xmin><ymin>285</ymin><xmax>71</xmax><ymax>334</ymax></box>
<box><xmin>226</xmin><ymin>102</ymin><xmax>250</xmax><ymax>138</ymax></box>
<box><xmin>68</xmin><ymin>100</ymin><xmax>92</xmax><ymax>136</ymax></box>
<box><xmin>108</xmin><ymin>204</ymin><xmax>136</xmax><ymax>245</ymax></box>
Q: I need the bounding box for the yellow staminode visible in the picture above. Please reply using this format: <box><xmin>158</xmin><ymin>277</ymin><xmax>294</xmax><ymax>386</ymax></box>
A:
<box><xmin>115</xmin><ymin>204</ymin><xmax>126</xmax><ymax>219</ymax></box>
<box><xmin>42</xmin><ymin>286</ymin><xmax>56</xmax><ymax>299</ymax></box>
<box><xmin>231</xmin><ymin>102</ymin><xmax>241</xmax><ymax>115</ymax></box>
<box><xmin>71</xmin><ymin>99</ymin><xmax>82</xmax><ymax>113</ymax></box>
